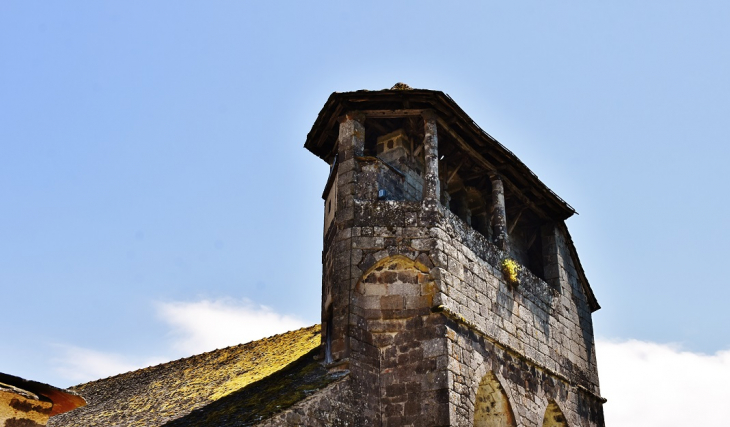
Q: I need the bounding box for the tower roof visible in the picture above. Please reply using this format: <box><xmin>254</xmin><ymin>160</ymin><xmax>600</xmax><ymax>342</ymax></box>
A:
<box><xmin>305</xmin><ymin>86</ymin><xmax>576</xmax><ymax>221</ymax></box>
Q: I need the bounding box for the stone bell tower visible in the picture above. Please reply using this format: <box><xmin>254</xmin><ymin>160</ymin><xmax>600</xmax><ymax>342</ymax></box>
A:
<box><xmin>305</xmin><ymin>84</ymin><xmax>606</xmax><ymax>426</ymax></box>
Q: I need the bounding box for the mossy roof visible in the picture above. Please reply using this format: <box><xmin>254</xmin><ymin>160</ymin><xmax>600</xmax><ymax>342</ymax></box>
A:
<box><xmin>48</xmin><ymin>325</ymin><xmax>340</xmax><ymax>427</ymax></box>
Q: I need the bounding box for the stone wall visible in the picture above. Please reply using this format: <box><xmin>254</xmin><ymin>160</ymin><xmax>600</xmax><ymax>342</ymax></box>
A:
<box><xmin>428</xmin><ymin>207</ymin><xmax>604</xmax><ymax>426</ymax></box>
<box><xmin>321</xmin><ymin>196</ymin><xmax>603</xmax><ymax>426</ymax></box>
<box><xmin>353</xmin><ymin>129</ymin><xmax>425</xmax><ymax>204</ymax></box>
<box><xmin>430</xmin><ymin>208</ymin><xmax>601</xmax><ymax>392</ymax></box>
<box><xmin>445</xmin><ymin>320</ymin><xmax>603</xmax><ymax>426</ymax></box>
<box><xmin>376</xmin><ymin>130</ymin><xmax>424</xmax><ymax>202</ymax></box>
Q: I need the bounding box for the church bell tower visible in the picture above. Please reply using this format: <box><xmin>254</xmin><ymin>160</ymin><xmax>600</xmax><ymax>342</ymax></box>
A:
<box><xmin>305</xmin><ymin>84</ymin><xmax>606</xmax><ymax>427</ymax></box>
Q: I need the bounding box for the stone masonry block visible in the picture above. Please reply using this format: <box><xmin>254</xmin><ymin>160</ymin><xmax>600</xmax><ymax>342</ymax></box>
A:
<box><xmin>405</xmin><ymin>295</ymin><xmax>432</xmax><ymax>310</ymax></box>
<box><xmin>380</xmin><ymin>295</ymin><xmax>404</xmax><ymax>310</ymax></box>
<box><xmin>388</xmin><ymin>282</ymin><xmax>420</xmax><ymax>296</ymax></box>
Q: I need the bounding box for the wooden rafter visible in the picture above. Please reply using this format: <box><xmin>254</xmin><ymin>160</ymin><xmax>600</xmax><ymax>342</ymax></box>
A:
<box><xmin>507</xmin><ymin>208</ymin><xmax>526</xmax><ymax>234</ymax></box>
<box><xmin>436</xmin><ymin>118</ymin><xmax>552</xmax><ymax>221</ymax></box>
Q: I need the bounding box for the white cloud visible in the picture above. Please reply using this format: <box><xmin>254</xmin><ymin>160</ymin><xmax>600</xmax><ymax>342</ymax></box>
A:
<box><xmin>51</xmin><ymin>298</ymin><xmax>306</xmax><ymax>385</ymax></box>
<box><xmin>156</xmin><ymin>298</ymin><xmax>308</xmax><ymax>355</ymax></box>
<box><xmin>51</xmin><ymin>345</ymin><xmax>165</xmax><ymax>385</ymax></box>
<box><xmin>597</xmin><ymin>338</ymin><xmax>730</xmax><ymax>427</ymax></box>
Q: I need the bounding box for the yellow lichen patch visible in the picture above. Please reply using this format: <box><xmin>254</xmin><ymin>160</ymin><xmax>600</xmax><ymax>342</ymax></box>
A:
<box><xmin>542</xmin><ymin>400</ymin><xmax>569</xmax><ymax>427</ymax></box>
<box><xmin>209</xmin><ymin>325</ymin><xmax>321</xmax><ymax>400</ymax></box>
<box><xmin>501</xmin><ymin>258</ymin><xmax>520</xmax><ymax>286</ymax></box>
<box><xmin>361</xmin><ymin>255</ymin><xmax>430</xmax><ymax>278</ymax></box>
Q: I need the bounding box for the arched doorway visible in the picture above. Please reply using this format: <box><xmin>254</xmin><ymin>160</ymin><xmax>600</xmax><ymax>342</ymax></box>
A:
<box><xmin>542</xmin><ymin>400</ymin><xmax>569</xmax><ymax>427</ymax></box>
<box><xmin>474</xmin><ymin>371</ymin><xmax>517</xmax><ymax>427</ymax></box>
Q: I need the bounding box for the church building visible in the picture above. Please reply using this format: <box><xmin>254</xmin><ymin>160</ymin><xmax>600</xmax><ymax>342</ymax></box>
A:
<box><xmin>49</xmin><ymin>84</ymin><xmax>606</xmax><ymax>427</ymax></box>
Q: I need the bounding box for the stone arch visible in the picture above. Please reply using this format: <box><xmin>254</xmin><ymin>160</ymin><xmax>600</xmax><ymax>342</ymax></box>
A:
<box><xmin>354</xmin><ymin>255</ymin><xmax>435</xmax><ymax>322</ymax></box>
<box><xmin>359</xmin><ymin>254</ymin><xmax>429</xmax><ymax>277</ymax></box>
<box><xmin>473</xmin><ymin>371</ymin><xmax>517</xmax><ymax>427</ymax></box>
<box><xmin>542</xmin><ymin>400</ymin><xmax>569</xmax><ymax>427</ymax></box>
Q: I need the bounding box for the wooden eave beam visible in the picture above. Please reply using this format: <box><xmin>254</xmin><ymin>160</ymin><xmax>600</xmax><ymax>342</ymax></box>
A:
<box><xmin>434</xmin><ymin>92</ymin><xmax>575</xmax><ymax>217</ymax></box>
<box><xmin>343</xmin><ymin>94</ymin><xmax>434</xmax><ymax>103</ymax></box>
<box><xmin>461</xmin><ymin>169</ymin><xmax>492</xmax><ymax>182</ymax></box>
<box><xmin>313</xmin><ymin>103</ymin><xmax>343</xmax><ymax>156</ymax></box>
<box><xmin>366</xmin><ymin>119</ymin><xmax>390</xmax><ymax>136</ymax></box>
<box><xmin>361</xmin><ymin>109</ymin><xmax>426</xmax><ymax>118</ymax></box>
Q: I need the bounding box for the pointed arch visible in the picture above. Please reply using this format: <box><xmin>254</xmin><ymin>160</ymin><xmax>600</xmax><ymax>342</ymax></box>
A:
<box><xmin>542</xmin><ymin>400</ymin><xmax>569</xmax><ymax>427</ymax></box>
<box><xmin>473</xmin><ymin>371</ymin><xmax>517</xmax><ymax>427</ymax></box>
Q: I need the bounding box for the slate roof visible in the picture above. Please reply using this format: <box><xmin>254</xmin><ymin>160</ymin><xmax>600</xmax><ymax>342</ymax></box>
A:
<box><xmin>48</xmin><ymin>325</ymin><xmax>341</xmax><ymax>427</ymax></box>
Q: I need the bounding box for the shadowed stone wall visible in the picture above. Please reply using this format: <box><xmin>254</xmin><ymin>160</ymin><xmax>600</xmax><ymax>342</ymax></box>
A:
<box><xmin>256</xmin><ymin>379</ymin><xmax>354</xmax><ymax>427</ymax></box>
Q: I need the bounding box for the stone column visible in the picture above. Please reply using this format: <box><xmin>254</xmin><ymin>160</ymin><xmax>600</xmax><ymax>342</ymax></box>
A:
<box><xmin>490</xmin><ymin>173</ymin><xmax>509</xmax><ymax>251</ymax></box>
<box><xmin>541</xmin><ymin>224</ymin><xmax>573</xmax><ymax>291</ymax></box>
<box><xmin>422</xmin><ymin>111</ymin><xmax>440</xmax><ymax>203</ymax></box>
<box><xmin>323</xmin><ymin>112</ymin><xmax>365</xmax><ymax>366</ymax></box>
<box><xmin>337</xmin><ymin>112</ymin><xmax>365</xmax><ymax>160</ymax></box>
<box><xmin>335</xmin><ymin>112</ymin><xmax>365</xmax><ymax>225</ymax></box>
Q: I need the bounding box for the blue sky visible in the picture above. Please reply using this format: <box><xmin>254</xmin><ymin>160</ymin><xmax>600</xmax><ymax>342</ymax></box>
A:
<box><xmin>2</xmin><ymin>2</ymin><xmax>729</xmax><ymax>425</ymax></box>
